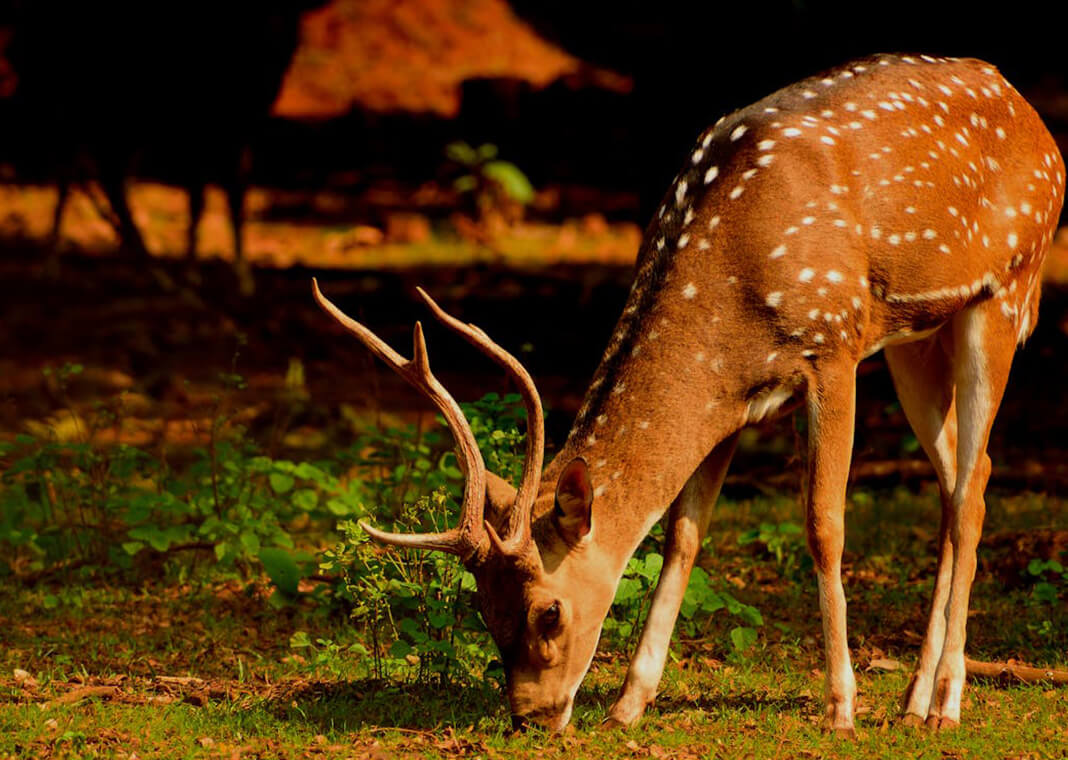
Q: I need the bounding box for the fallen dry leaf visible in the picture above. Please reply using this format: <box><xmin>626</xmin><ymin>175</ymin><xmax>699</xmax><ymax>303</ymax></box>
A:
<box><xmin>868</xmin><ymin>657</ymin><xmax>903</xmax><ymax>672</ymax></box>
<box><xmin>45</xmin><ymin>685</ymin><xmax>119</xmax><ymax>708</ymax></box>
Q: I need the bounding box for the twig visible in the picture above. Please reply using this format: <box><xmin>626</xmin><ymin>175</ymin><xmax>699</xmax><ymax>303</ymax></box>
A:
<box><xmin>966</xmin><ymin>658</ymin><xmax>1068</xmax><ymax>685</ymax></box>
<box><xmin>16</xmin><ymin>557</ymin><xmax>92</xmax><ymax>586</ymax></box>
<box><xmin>16</xmin><ymin>541</ymin><xmax>216</xmax><ymax>586</ymax></box>
<box><xmin>45</xmin><ymin>685</ymin><xmax>118</xmax><ymax>708</ymax></box>
<box><xmin>155</xmin><ymin>676</ymin><xmax>206</xmax><ymax>686</ymax></box>
<box><xmin>362</xmin><ymin>726</ymin><xmax>437</xmax><ymax>738</ymax></box>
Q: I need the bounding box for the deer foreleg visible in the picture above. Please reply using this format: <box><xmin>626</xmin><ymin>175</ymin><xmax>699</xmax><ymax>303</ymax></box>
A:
<box><xmin>605</xmin><ymin>433</ymin><xmax>738</xmax><ymax>727</ymax></box>
<box><xmin>805</xmin><ymin>368</ymin><xmax>858</xmax><ymax>737</ymax></box>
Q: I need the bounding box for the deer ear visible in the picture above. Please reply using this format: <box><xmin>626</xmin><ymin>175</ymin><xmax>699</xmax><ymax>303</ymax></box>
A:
<box><xmin>553</xmin><ymin>457</ymin><xmax>594</xmax><ymax>542</ymax></box>
<box><xmin>484</xmin><ymin>470</ymin><xmax>518</xmax><ymax>530</ymax></box>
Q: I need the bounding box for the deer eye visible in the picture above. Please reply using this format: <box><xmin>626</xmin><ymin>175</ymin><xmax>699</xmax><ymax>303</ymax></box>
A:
<box><xmin>539</xmin><ymin>601</ymin><xmax>561</xmax><ymax>632</ymax></box>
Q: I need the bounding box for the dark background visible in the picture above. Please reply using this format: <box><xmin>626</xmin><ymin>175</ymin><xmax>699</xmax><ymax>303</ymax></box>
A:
<box><xmin>2</xmin><ymin>0</ymin><xmax>1068</xmax><ymax>485</ymax></box>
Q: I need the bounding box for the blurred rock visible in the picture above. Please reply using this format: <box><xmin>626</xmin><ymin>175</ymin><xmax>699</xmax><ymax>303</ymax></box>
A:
<box><xmin>580</xmin><ymin>212</ymin><xmax>608</xmax><ymax>236</ymax></box>
<box><xmin>385</xmin><ymin>212</ymin><xmax>431</xmax><ymax>244</ymax></box>
<box><xmin>328</xmin><ymin>225</ymin><xmax>384</xmax><ymax>253</ymax></box>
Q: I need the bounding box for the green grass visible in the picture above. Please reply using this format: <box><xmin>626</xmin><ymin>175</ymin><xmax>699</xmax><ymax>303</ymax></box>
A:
<box><xmin>3</xmin><ymin>485</ymin><xmax>1067</xmax><ymax>759</ymax></box>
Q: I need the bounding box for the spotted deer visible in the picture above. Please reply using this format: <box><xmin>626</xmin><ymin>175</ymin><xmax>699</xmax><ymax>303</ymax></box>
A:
<box><xmin>313</xmin><ymin>53</ymin><xmax>1064</xmax><ymax>735</ymax></box>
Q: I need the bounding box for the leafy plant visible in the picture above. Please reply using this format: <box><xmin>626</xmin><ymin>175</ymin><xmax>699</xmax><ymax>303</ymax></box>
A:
<box><xmin>607</xmin><ymin>547</ymin><xmax>763</xmax><ymax>655</ymax></box>
<box><xmin>738</xmin><ymin>521</ymin><xmax>811</xmax><ymax>579</ymax></box>
<box><xmin>317</xmin><ymin>392</ymin><xmax>530</xmax><ymax>683</ymax></box>
<box><xmin>0</xmin><ymin>360</ymin><xmax>355</xmax><ymax>585</ymax></box>
<box><xmin>0</xmin><ymin>433</ymin><xmax>357</xmax><ymax>584</ymax></box>
<box><xmin>321</xmin><ymin>504</ymin><xmax>494</xmax><ymax>685</ymax></box>
<box><xmin>446</xmin><ymin>142</ymin><xmax>535</xmax><ymax>224</ymax></box>
<box><xmin>1026</xmin><ymin>558</ymin><xmax>1068</xmax><ymax>604</ymax></box>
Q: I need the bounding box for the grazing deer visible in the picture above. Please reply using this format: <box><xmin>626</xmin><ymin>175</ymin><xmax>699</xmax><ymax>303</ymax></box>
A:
<box><xmin>313</xmin><ymin>53</ymin><xmax>1064</xmax><ymax>735</ymax></box>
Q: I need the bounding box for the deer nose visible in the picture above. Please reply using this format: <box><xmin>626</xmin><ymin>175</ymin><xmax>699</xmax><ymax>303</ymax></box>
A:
<box><xmin>511</xmin><ymin>714</ymin><xmax>528</xmax><ymax>732</ymax></box>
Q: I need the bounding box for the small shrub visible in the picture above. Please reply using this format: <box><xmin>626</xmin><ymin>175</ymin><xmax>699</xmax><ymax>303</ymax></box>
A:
<box><xmin>606</xmin><ymin>545</ymin><xmax>763</xmax><ymax>655</ymax></box>
<box><xmin>738</xmin><ymin>521</ymin><xmax>811</xmax><ymax>579</ymax></box>
<box><xmin>1026</xmin><ymin>558</ymin><xmax>1067</xmax><ymax>604</ymax></box>
<box><xmin>446</xmin><ymin>141</ymin><xmax>534</xmax><ymax>225</ymax></box>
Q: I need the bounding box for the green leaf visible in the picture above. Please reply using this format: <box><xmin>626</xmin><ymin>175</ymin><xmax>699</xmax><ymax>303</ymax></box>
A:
<box><xmin>735</xmin><ymin>604</ymin><xmax>764</xmax><ymax>626</ymax></box>
<box><xmin>269</xmin><ymin>473</ymin><xmax>295</xmax><ymax>494</ymax></box>
<box><xmin>326</xmin><ymin>498</ymin><xmax>352</xmax><ymax>516</ymax></box>
<box><xmin>483</xmin><ymin>161</ymin><xmax>535</xmax><ymax>204</ymax></box>
<box><xmin>289</xmin><ymin>631</ymin><xmax>312</xmax><ymax>648</ymax></box>
<box><xmin>292</xmin><ymin>488</ymin><xmax>318</xmax><ymax>511</ymax></box>
<box><xmin>239</xmin><ymin>532</ymin><xmax>261</xmax><ymax>556</ymax></box>
<box><xmin>127</xmin><ymin>526</ymin><xmax>171</xmax><ymax>552</ymax></box>
<box><xmin>445</xmin><ymin>141</ymin><xmax>477</xmax><ymax>165</ymax></box>
<box><xmin>453</xmin><ymin>175</ymin><xmax>477</xmax><ymax>193</ymax></box>
<box><xmin>260</xmin><ymin>547</ymin><xmax>301</xmax><ymax>596</ymax></box>
<box><xmin>640</xmin><ymin>552</ymin><xmax>664</xmax><ymax>580</ymax></box>
<box><xmin>730</xmin><ymin>626</ymin><xmax>758</xmax><ymax>652</ymax></box>
<box><xmin>613</xmin><ymin>577</ymin><xmax>643</xmax><ymax>604</ymax></box>
<box><xmin>428</xmin><ymin>611</ymin><xmax>453</xmax><ymax>629</ymax></box>
<box><xmin>121</xmin><ymin>541</ymin><xmax>144</xmax><ymax>556</ymax></box>
<box><xmin>293</xmin><ymin>462</ymin><xmax>324</xmax><ymax>481</ymax></box>
<box><xmin>1033</xmin><ymin>582</ymin><xmax>1059</xmax><ymax>603</ymax></box>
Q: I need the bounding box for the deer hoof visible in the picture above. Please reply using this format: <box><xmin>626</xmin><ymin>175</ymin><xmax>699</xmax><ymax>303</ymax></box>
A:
<box><xmin>899</xmin><ymin>712</ymin><xmax>926</xmax><ymax>728</ymax></box>
<box><xmin>925</xmin><ymin>715</ymin><xmax>959</xmax><ymax>732</ymax></box>
<box><xmin>824</xmin><ymin>725</ymin><xmax>857</xmax><ymax>740</ymax></box>
<box><xmin>603</xmin><ymin>690</ymin><xmax>651</xmax><ymax>729</ymax></box>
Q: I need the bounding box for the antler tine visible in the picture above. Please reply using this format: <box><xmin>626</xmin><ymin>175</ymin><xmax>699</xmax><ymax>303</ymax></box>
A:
<box><xmin>415</xmin><ymin>287</ymin><xmax>544</xmax><ymax>551</ymax></box>
<box><xmin>312</xmin><ymin>278</ymin><xmax>488</xmax><ymax>563</ymax></box>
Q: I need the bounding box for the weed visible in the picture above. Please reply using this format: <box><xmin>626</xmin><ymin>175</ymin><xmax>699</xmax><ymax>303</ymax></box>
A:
<box><xmin>738</xmin><ymin>521</ymin><xmax>811</xmax><ymax>579</ymax></box>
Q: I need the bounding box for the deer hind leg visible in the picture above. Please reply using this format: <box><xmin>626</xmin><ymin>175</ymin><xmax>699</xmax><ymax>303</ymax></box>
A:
<box><xmin>604</xmin><ymin>432</ymin><xmax>739</xmax><ymax>728</ymax></box>
<box><xmin>804</xmin><ymin>365</ymin><xmax>858</xmax><ymax>737</ymax></box>
<box><xmin>884</xmin><ymin>334</ymin><xmax>959</xmax><ymax>725</ymax></box>
<box><xmin>923</xmin><ymin>302</ymin><xmax>1016</xmax><ymax>730</ymax></box>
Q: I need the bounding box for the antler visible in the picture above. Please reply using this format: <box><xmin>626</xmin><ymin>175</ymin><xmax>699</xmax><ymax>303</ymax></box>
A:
<box><xmin>415</xmin><ymin>287</ymin><xmax>544</xmax><ymax>556</ymax></box>
<box><xmin>311</xmin><ymin>279</ymin><xmax>488</xmax><ymax>563</ymax></box>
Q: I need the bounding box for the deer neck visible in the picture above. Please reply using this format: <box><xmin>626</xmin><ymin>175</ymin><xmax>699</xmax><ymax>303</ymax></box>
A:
<box><xmin>539</xmin><ymin>243</ymin><xmax>797</xmax><ymax>570</ymax></box>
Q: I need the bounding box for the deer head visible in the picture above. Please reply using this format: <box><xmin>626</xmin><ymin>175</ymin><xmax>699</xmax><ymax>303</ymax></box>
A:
<box><xmin>312</xmin><ymin>279</ymin><xmax>619</xmax><ymax>731</ymax></box>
